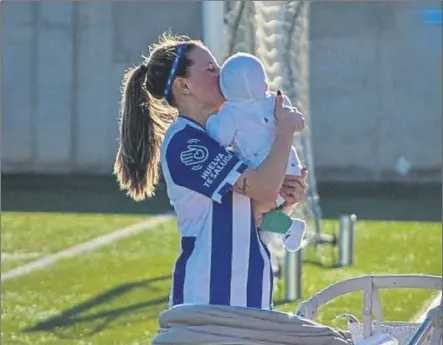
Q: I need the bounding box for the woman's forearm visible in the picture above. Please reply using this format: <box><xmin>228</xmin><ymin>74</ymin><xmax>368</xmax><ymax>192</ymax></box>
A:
<box><xmin>255</xmin><ymin>133</ymin><xmax>293</xmax><ymax>193</ymax></box>
<box><xmin>252</xmin><ymin>200</ymin><xmax>276</xmax><ymax>227</ymax></box>
<box><xmin>233</xmin><ymin>133</ymin><xmax>293</xmax><ymax>202</ymax></box>
<box><xmin>253</xmin><ymin>200</ymin><xmax>277</xmax><ymax>215</ymax></box>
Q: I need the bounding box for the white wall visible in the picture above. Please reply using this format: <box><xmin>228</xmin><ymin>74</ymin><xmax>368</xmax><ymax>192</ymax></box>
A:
<box><xmin>2</xmin><ymin>1</ymin><xmax>203</xmax><ymax>174</ymax></box>
<box><xmin>2</xmin><ymin>1</ymin><xmax>442</xmax><ymax>182</ymax></box>
<box><xmin>309</xmin><ymin>1</ymin><xmax>442</xmax><ymax>182</ymax></box>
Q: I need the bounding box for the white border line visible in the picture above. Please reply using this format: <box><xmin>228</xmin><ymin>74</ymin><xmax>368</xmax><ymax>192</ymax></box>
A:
<box><xmin>1</xmin><ymin>213</ymin><xmax>175</xmax><ymax>282</ymax></box>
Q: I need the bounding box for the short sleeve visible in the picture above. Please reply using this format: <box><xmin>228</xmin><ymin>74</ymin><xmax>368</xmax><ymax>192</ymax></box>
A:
<box><xmin>164</xmin><ymin>125</ymin><xmax>248</xmax><ymax>203</ymax></box>
<box><xmin>206</xmin><ymin>112</ymin><xmax>236</xmax><ymax>148</ymax></box>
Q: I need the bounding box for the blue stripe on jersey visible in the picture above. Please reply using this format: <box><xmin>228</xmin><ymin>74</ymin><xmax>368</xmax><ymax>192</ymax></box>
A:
<box><xmin>247</xmin><ymin>208</ymin><xmax>265</xmax><ymax>308</ymax></box>
<box><xmin>216</xmin><ymin>164</ymin><xmax>248</xmax><ymax>197</ymax></box>
<box><xmin>259</xmin><ymin>233</ymin><xmax>273</xmax><ymax>310</ymax></box>
<box><xmin>172</xmin><ymin>236</ymin><xmax>196</xmax><ymax>306</ymax></box>
<box><xmin>236</xmin><ymin>162</ymin><xmax>249</xmax><ymax>174</ymax></box>
<box><xmin>217</xmin><ymin>182</ymin><xmax>233</xmax><ymax>198</ymax></box>
<box><xmin>210</xmin><ymin>191</ymin><xmax>233</xmax><ymax>305</ymax></box>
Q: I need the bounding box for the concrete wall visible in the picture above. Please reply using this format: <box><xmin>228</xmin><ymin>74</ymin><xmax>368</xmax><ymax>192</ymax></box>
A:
<box><xmin>2</xmin><ymin>1</ymin><xmax>203</xmax><ymax>174</ymax></box>
<box><xmin>309</xmin><ymin>1</ymin><xmax>442</xmax><ymax>182</ymax></box>
<box><xmin>2</xmin><ymin>1</ymin><xmax>442</xmax><ymax>182</ymax></box>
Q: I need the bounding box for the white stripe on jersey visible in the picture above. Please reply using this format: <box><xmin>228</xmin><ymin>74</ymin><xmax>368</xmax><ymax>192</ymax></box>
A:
<box><xmin>161</xmin><ymin>116</ymin><xmax>273</xmax><ymax>310</ymax></box>
<box><xmin>230</xmin><ymin>192</ymin><xmax>252</xmax><ymax>306</ymax></box>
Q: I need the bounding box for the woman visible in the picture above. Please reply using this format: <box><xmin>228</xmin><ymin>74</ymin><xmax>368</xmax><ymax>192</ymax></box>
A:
<box><xmin>114</xmin><ymin>34</ymin><xmax>307</xmax><ymax>311</ymax></box>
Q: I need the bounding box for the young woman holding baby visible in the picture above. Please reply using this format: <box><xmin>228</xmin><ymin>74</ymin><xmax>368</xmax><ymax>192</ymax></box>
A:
<box><xmin>113</xmin><ymin>33</ymin><xmax>307</xmax><ymax>311</ymax></box>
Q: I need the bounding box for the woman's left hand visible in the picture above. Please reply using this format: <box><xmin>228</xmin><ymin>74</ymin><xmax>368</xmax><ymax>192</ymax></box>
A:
<box><xmin>279</xmin><ymin>169</ymin><xmax>308</xmax><ymax>206</ymax></box>
<box><xmin>253</xmin><ymin>169</ymin><xmax>307</xmax><ymax>226</ymax></box>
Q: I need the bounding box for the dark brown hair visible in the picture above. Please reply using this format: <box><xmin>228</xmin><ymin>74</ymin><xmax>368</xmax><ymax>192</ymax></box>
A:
<box><xmin>114</xmin><ymin>33</ymin><xmax>202</xmax><ymax>201</ymax></box>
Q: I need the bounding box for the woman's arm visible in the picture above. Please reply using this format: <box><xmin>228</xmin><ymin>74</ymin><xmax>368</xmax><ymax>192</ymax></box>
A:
<box><xmin>232</xmin><ymin>133</ymin><xmax>294</xmax><ymax>202</ymax></box>
<box><xmin>232</xmin><ymin>93</ymin><xmax>304</xmax><ymax>202</ymax></box>
<box><xmin>252</xmin><ymin>200</ymin><xmax>277</xmax><ymax>226</ymax></box>
<box><xmin>279</xmin><ymin>171</ymin><xmax>308</xmax><ymax>215</ymax></box>
<box><xmin>252</xmin><ymin>171</ymin><xmax>307</xmax><ymax>225</ymax></box>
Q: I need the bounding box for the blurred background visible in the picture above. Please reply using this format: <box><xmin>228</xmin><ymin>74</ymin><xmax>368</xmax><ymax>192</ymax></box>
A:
<box><xmin>1</xmin><ymin>1</ymin><xmax>442</xmax><ymax>345</ymax></box>
<box><xmin>2</xmin><ymin>0</ymin><xmax>442</xmax><ymax>219</ymax></box>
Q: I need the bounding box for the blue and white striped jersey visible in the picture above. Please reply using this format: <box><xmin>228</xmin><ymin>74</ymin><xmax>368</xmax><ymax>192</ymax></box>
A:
<box><xmin>160</xmin><ymin>115</ymin><xmax>273</xmax><ymax>310</ymax></box>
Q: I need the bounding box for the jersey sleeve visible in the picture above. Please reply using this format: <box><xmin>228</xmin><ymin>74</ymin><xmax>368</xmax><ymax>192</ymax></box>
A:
<box><xmin>164</xmin><ymin>126</ymin><xmax>248</xmax><ymax>203</ymax></box>
<box><xmin>206</xmin><ymin>112</ymin><xmax>236</xmax><ymax>148</ymax></box>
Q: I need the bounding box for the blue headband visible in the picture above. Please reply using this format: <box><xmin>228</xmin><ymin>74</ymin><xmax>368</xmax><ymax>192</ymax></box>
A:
<box><xmin>163</xmin><ymin>43</ymin><xmax>185</xmax><ymax>100</ymax></box>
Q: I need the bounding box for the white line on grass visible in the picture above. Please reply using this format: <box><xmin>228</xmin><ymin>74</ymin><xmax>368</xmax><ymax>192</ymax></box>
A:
<box><xmin>1</xmin><ymin>213</ymin><xmax>175</xmax><ymax>282</ymax></box>
<box><xmin>414</xmin><ymin>291</ymin><xmax>442</xmax><ymax>323</ymax></box>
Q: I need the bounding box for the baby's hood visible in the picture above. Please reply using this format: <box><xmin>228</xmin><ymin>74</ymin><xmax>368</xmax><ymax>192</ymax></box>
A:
<box><xmin>220</xmin><ymin>52</ymin><xmax>268</xmax><ymax>102</ymax></box>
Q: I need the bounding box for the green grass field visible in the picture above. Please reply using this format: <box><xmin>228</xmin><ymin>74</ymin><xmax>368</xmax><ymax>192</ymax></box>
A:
<box><xmin>2</xmin><ymin>210</ymin><xmax>441</xmax><ymax>345</ymax></box>
<box><xmin>1</xmin><ymin>213</ymin><xmax>150</xmax><ymax>273</ymax></box>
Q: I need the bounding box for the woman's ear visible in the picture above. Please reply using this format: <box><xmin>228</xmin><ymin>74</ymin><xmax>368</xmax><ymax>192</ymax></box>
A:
<box><xmin>174</xmin><ymin>77</ymin><xmax>191</xmax><ymax>96</ymax></box>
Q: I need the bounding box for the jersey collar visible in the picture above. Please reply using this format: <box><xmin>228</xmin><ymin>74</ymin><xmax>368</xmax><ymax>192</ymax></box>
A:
<box><xmin>178</xmin><ymin>115</ymin><xmax>206</xmax><ymax>131</ymax></box>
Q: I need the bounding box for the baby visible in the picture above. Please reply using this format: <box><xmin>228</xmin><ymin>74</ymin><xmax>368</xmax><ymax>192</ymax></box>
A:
<box><xmin>206</xmin><ymin>52</ymin><xmax>306</xmax><ymax>252</ymax></box>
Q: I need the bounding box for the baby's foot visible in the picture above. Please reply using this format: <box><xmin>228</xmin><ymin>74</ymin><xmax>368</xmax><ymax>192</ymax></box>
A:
<box><xmin>282</xmin><ymin>218</ymin><xmax>306</xmax><ymax>252</ymax></box>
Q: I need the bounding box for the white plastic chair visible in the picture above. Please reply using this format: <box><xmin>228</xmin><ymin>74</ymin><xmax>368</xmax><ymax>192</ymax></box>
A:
<box><xmin>295</xmin><ymin>274</ymin><xmax>442</xmax><ymax>345</ymax></box>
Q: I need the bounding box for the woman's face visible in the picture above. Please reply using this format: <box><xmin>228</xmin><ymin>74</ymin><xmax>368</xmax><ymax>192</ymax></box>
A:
<box><xmin>185</xmin><ymin>45</ymin><xmax>226</xmax><ymax>112</ymax></box>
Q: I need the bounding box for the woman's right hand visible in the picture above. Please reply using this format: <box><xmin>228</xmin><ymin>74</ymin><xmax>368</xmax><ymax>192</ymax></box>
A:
<box><xmin>274</xmin><ymin>90</ymin><xmax>305</xmax><ymax>134</ymax></box>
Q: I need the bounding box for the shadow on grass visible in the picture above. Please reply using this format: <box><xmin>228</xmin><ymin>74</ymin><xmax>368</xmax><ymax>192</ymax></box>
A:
<box><xmin>302</xmin><ymin>259</ymin><xmax>341</xmax><ymax>270</ymax></box>
<box><xmin>2</xmin><ymin>174</ymin><xmax>173</xmax><ymax>215</ymax></box>
<box><xmin>2</xmin><ymin>174</ymin><xmax>442</xmax><ymax>221</ymax></box>
<box><xmin>23</xmin><ymin>275</ymin><xmax>171</xmax><ymax>339</ymax></box>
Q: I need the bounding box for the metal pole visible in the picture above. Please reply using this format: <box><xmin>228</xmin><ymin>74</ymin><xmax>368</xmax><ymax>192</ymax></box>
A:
<box><xmin>202</xmin><ymin>1</ymin><xmax>226</xmax><ymax>63</ymax></box>
<box><xmin>285</xmin><ymin>247</ymin><xmax>303</xmax><ymax>301</ymax></box>
<box><xmin>339</xmin><ymin>214</ymin><xmax>356</xmax><ymax>267</ymax></box>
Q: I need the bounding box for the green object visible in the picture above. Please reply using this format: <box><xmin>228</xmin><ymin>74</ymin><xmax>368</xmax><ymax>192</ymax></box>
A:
<box><xmin>258</xmin><ymin>210</ymin><xmax>293</xmax><ymax>234</ymax></box>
